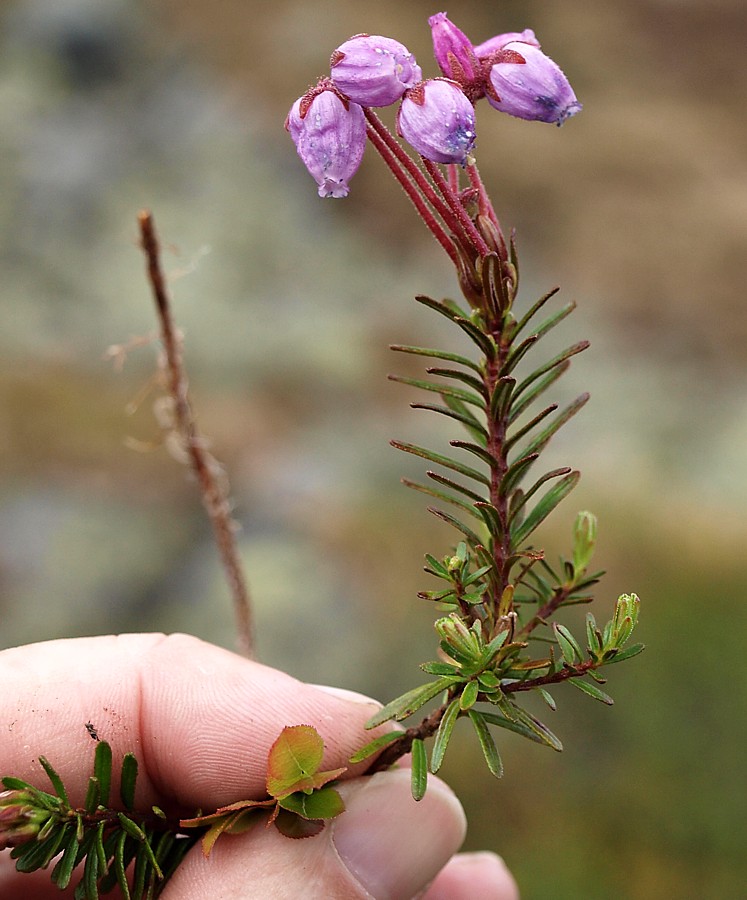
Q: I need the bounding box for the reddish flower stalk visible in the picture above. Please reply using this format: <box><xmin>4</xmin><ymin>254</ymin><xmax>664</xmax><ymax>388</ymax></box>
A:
<box><xmin>363</xmin><ymin>119</ymin><xmax>458</xmax><ymax>264</ymax></box>
<box><xmin>363</xmin><ymin>109</ymin><xmax>480</xmax><ymax>261</ymax></box>
<box><xmin>466</xmin><ymin>162</ymin><xmax>500</xmax><ymax>226</ymax></box>
<box><xmin>421</xmin><ymin>157</ymin><xmax>492</xmax><ymax>259</ymax></box>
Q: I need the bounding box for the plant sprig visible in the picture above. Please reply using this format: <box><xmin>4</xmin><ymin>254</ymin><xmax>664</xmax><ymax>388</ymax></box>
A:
<box><xmin>0</xmin><ymin>725</ymin><xmax>346</xmax><ymax>899</ymax></box>
<box><xmin>1</xmin><ymin>738</ymin><xmax>196</xmax><ymax>899</ymax></box>
<box><xmin>350</xmin><ymin>265</ymin><xmax>644</xmax><ymax>791</ymax></box>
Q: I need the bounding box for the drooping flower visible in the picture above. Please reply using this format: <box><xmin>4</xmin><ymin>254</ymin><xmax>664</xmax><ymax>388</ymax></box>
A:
<box><xmin>397</xmin><ymin>79</ymin><xmax>476</xmax><ymax>165</ymax></box>
<box><xmin>330</xmin><ymin>34</ymin><xmax>422</xmax><ymax>107</ymax></box>
<box><xmin>285</xmin><ymin>84</ymin><xmax>366</xmax><ymax>198</ymax></box>
<box><xmin>485</xmin><ymin>41</ymin><xmax>582</xmax><ymax>125</ymax></box>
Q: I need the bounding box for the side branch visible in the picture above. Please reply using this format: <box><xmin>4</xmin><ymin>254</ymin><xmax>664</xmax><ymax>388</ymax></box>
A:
<box><xmin>366</xmin><ymin>704</ymin><xmax>447</xmax><ymax>774</ymax></box>
<box><xmin>137</xmin><ymin>210</ymin><xmax>254</xmax><ymax>657</ymax></box>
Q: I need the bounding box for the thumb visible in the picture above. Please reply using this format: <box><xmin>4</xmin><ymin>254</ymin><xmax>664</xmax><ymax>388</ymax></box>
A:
<box><xmin>163</xmin><ymin>768</ymin><xmax>466</xmax><ymax>899</ymax></box>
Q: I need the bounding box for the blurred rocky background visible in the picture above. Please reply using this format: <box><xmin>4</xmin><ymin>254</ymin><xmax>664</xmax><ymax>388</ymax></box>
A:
<box><xmin>1</xmin><ymin>0</ymin><xmax>745</xmax><ymax>896</ymax></box>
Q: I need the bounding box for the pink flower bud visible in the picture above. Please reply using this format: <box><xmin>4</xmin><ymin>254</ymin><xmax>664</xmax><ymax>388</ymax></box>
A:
<box><xmin>330</xmin><ymin>34</ymin><xmax>422</xmax><ymax>107</ymax></box>
<box><xmin>286</xmin><ymin>86</ymin><xmax>366</xmax><ymax>198</ymax></box>
<box><xmin>428</xmin><ymin>12</ymin><xmax>479</xmax><ymax>84</ymax></box>
<box><xmin>0</xmin><ymin>790</ymin><xmax>49</xmax><ymax>849</ymax></box>
<box><xmin>486</xmin><ymin>42</ymin><xmax>582</xmax><ymax>125</ymax></box>
<box><xmin>397</xmin><ymin>79</ymin><xmax>476</xmax><ymax>166</ymax></box>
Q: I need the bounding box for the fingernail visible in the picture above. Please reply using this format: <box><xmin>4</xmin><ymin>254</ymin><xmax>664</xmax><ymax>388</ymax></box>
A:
<box><xmin>332</xmin><ymin>769</ymin><xmax>466</xmax><ymax>900</ymax></box>
<box><xmin>311</xmin><ymin>684</ymin><xmax>381</xmax><ymax>707</ymax></box>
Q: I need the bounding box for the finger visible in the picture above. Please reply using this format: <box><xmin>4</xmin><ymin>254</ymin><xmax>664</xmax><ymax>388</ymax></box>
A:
<box><xmin>0</xmin><ymin>858</ymin><xmax>70</xmax><ymax>899</ymax></box>
<box><xmin>163</xmin><ymin>768</ymin><xmax>466</xmax><ymax>900</ymax></box>
<box><xmin>423</xmin><ymin>851</ymin><xmax>520</xmax><ymax>900</ymax></box>
<box><xmin>0</xmin><ymin>633</ymin><xmax>386</xmax><ymax>811</ymax></box>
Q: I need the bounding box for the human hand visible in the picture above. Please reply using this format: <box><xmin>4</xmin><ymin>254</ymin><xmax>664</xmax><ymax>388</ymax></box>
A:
<box><xmin>0</xmin><ymin>634</ymin><xmax>518</xmax><ymax>898</ymax></box>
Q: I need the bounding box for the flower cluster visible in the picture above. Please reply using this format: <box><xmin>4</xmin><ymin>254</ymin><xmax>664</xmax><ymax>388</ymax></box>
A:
<box><xmin>286</xmin><ymin>12</ymin><xmax>581</xmax><ymax>198</ymax></box>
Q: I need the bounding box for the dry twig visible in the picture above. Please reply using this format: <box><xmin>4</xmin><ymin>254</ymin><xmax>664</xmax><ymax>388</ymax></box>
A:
<box><xmin>137</xmin><ymin>209</ymin><xmax>254</xmax><ymax>657</ymax></box>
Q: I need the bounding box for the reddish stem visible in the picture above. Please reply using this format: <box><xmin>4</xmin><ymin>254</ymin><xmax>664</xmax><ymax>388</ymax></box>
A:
<box><xmin>466</xmin><ymin>162</ymin><xmax>499</xmax><ymax>225</ymax></box>
<box><xmin>422</xmin><ymin>158</ymin><xmax>492</xmax><ymax>258</ymax></box>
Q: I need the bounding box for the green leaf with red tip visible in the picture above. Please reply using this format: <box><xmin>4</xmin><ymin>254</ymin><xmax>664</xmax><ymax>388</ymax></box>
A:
<box><xmin>266</xmin><ymin>726</ymin><xmax>346</xmax><ymax>799</ymax></box>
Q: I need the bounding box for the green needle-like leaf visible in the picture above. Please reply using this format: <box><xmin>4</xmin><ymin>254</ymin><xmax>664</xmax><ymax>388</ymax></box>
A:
<box><xmin>529</xmin><ymin>301</ymin><xmax>577</xmax><ymax>342</ymax></box>
<box><xmin>120</xmin><ymin>753</ymin><xmax>138</xmax><ymax>811</ymax></box>
<box><xmin>508</xmin><ymin>361</ymin><xmax>568</xmax><ymax>424</ymax></box>
<box><xmin>410</xmin><ymin>402</ymin><xmax>489</xmax><ymax>445</ymax></box>
<box><xmin>474</xmin><ymin>501</ymin><xmax>503</xmax><ymax>538</ymax></box>
<box><xmin>117</xmin><ymin>813</ymin><xmax>146</xmax><ymax>844</ymax></box>
<box><xmin>501</xmin><ymin>334</ymin><xmax>539</xmax><ymax>376</ymax></box>
<box><xmin>414</xmin><ymin>293</ymin><xmax>467</xmax><ymax>324</ymax></box>
<box><xmin>504</xmin><ymin>403</ymin><xmax>558</xmax><ymax>455</ymax></box>
<box><xmin>426</xmin><ymin>471</ymin><xmax>486</xmax><ymax>504</ymax></box>
<box><xmin>442</xmin><ymin>393</ymin><xmax>490</xmax><ymax>445</ymax></box>
<box><xmin>52</xmin><ymin>825</ymin><xmax>80</xmax><ymax>890</ymax></box>
<box><xmin>512</xmin><ymin>342</ymin><xmax>589</xmax><ymax>403</ymax></box>
<box><xmin>366</xmin><ymin>676</ymin><xmax>461</xmax><ymax>728</ymax></box>
<box><xmin>450</xmin><ymin>440</ymin><xmax>499</xmax><ymax>470</ymax></box>
<box><xmin>410</xmin><ymin>739</ymin><xmax>428</xmax><ymax>801</ymax></box>
<box><xmin>468</xmin><ymin>711</ymin><xmax>503</xmax><ymax>778</ymax></box>
<box><xmin>390</xmin><ymin>343</ymin><xmax>483</xmax><ymax>374</ymax></box>
<box><xmin>39</xmin><ymin>756</ymin><xmax>69</xmax><ymax>807</ymax></box>
<box><xmin>570</xmin><ymin>679</ymin><xmax>614</xmax><ymax>705</ymax></box>
<box><xmin>401</xmin><ymin>478</ymin><xmax>482</xmax><ymax>519</ymax></box>
<box><xmin>604</xmin><ymin>642</ymin><xmax>645</xmax><ymax>664</ymax></box>
<box><xmin>510</xmin><ymin>287</ymin><xmax>561</xmax><ymax>339</ymax></box>
<box><xmin>390</xmin><ymin>440</ymin><xmax>491</xmax><ymax>487</ymax></box>
<box><xmin>15</xmin><ymin>822</ymin><xmax>70</xmax><ymax>873</ymax></box>
<box><xmin>506</xmin><ymin>706</ymin><xmax>564</xmax><ymax>752</ymax></box>
<box><xmin>459</xmin><ymin>680</ymin><xmax>479</xmax><ymax>710</ymax></box>
<box><xmin>431</xmin><ymin>699</ymin><xmax>461</xmax><ymax>773</ymax></box>
<box><xmin>424</xmin><ymin>364</ymin><xmax>486</xmax><ymax>393</ymax></box>
<box><xmin>349</xmin><ymin>731</ymin><xmax>403</xmax><ymax>764</ymax></box>
<box><xmin>500</xmin><ymin>452</ymin><xmax>540</xmax><ymax>496</ymax></box>
<box><xmin>508</xmin><ymin>466</ymin><xmax>573</xmax><ymax>526</ymax></box>
<box><xmin>113</xmin><ymin>830</ymin><xmax>130</xmax><ymax>900</ymax></box>
<box><xmin>81</xmin><ymin>835</ymin><xmax>100</xmax><ymax>899</ymax></box>
<box><xmin>553</xmin><ymin>623</ymin><xmax>584</xmax><ymax>665</ymax></box>
<box><xmin>489</xmin><ymin>376</ymin><xmax>516</xmax><ymax>422</ymax></box>
<box><xmin>427</xmin><ymin>506</ymin><xmax>485</xmax><ymax>551</ymax></box>
<box><xmin>388</xmin><ymin>374</ymin><xmax>485</xmax><ymax>409</ymax></box>
<box><xmin>511</xmin><ymin>471</ymin><xmax>580</xmax><ymax>547</ymax></box>
<box><xmin>93</xmin><ymin>741</ymin><xmax>112</xmax><ymax>809</ymax></box>
<box><xmin>84</xmin><ymin>776</ymin><xmax>100</xmax><ymax>815</ymax></box>
<box><xmin>520</xmin><ymin>393</ymin><xmax>590</xmax><ymax>460</ymax></box>
<box><xmin>453</xmin><ymin>315</ymin><xmax>498</xmax><ymax>360</ymax></box>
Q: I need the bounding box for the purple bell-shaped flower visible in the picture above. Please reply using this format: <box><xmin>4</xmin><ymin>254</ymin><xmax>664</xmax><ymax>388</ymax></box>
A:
<box><xmin>286</xmin><ymin>86</ymin><xmax>366</xmax><ymax>198</ymax></box>
<box><xmin>486</xmin><ymin>41</ymin><xmax>582</xmax><ymax>125</ymax></box>
<box><xmin>397</xmin><ymin>78</ymin><xmax>476</xmax><ymax>165</ymax></box>
<box><xmin>330</xmin><ymin>34</ymin><xmax>422</xmax><ymax>107</ymax></box>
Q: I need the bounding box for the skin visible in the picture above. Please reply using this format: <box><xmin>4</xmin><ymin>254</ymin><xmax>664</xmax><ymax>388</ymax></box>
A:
<box><xmin>0</xmin><ymin>633</ymin><xmax>519</xmax><ymax>899</ymax></box>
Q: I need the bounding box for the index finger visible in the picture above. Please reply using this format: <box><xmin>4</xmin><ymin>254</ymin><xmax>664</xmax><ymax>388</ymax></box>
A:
<box><xmin>0</xmin><ymin>633</ymin><xmax>384</xmax><ymax>812</ymax></box>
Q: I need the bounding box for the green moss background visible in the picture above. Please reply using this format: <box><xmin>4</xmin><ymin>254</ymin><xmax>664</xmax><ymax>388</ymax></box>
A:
<box><xmin>1</xmin><ymin>1</ymin><xmax>745</xmax><ymax>896</ymax></box>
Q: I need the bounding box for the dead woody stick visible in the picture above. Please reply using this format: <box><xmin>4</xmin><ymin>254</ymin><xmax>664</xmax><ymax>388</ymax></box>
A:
<box><xmin>137</xmin><ymin>209</ymin><xmax>254</xmax><ymax>657</ymax></box>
